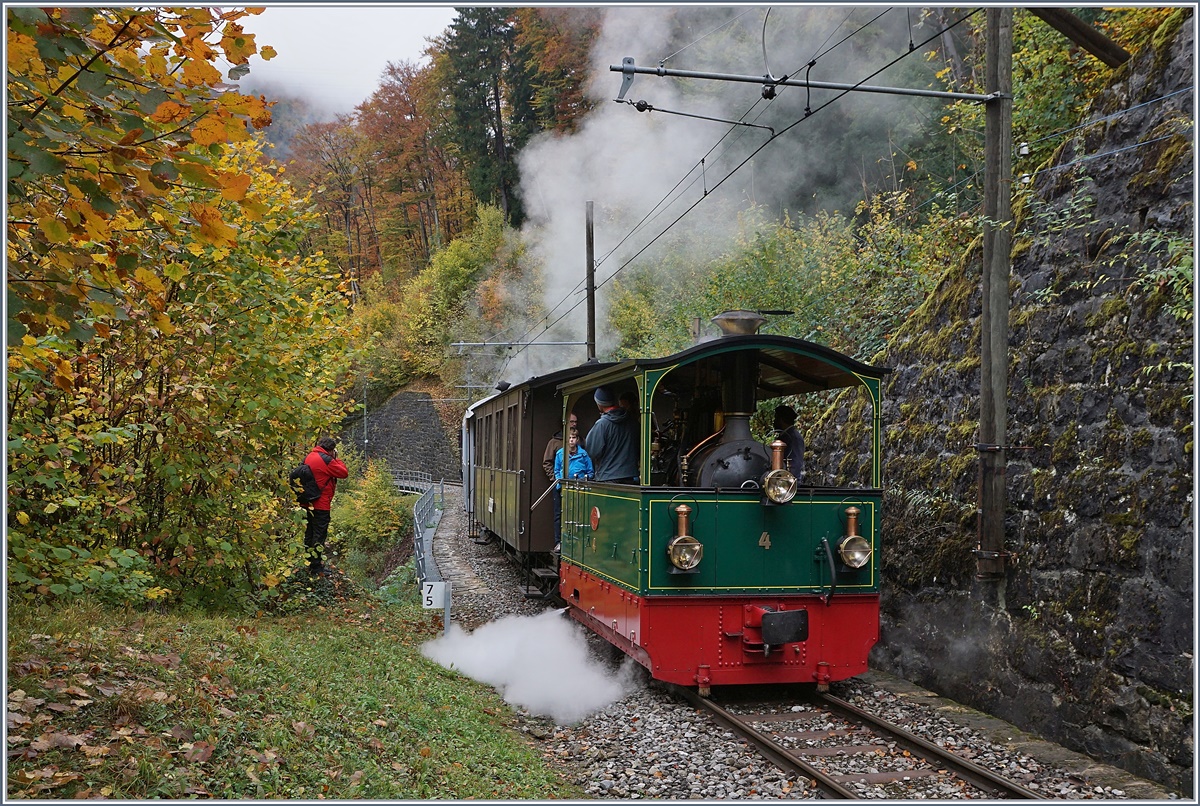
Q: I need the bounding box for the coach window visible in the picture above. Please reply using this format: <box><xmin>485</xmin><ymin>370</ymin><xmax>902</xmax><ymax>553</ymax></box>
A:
<box><xmin>507</xmin><ymin>404</ymin><xmax>518</xmax><ymax>470</ymax></box>
<box><xmin>485</xmin><ymin>413</ymin><xmax>494</xmax><ymax>468</ymax></box>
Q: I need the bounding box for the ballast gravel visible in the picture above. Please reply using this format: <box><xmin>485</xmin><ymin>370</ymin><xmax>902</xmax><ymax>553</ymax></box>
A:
<box><xmin>432</xmin><ymin>488</ymin><xmax>1176</xmax><ymax>800</ymax></box>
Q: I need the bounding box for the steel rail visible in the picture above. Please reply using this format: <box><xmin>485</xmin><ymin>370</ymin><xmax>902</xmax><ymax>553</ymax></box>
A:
<box><xmin>814</xmin><ymin>692</ymin><xmax>1043</xmax><ymax>799</ymax></box>
<box><xmin>675</xmin><ymin>687</ymin><xmax>857</xmax><ymax>799</ymax></box>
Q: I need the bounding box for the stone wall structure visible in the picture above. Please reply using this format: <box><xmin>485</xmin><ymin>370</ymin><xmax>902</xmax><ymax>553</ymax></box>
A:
<box><xmin>809</xmin><ymin>13</ymin><xmax>1193</xmax><ymax>794</ymax></box>
<box><xmin>343</xmin><ymin>390</ymin><xmax>461</xmax><ymax>484</ymax></box>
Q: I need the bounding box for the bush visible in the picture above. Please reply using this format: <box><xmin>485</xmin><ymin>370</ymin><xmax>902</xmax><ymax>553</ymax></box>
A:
<box><xmin>328</xmin><ymin>458</ymin><xmax>416</xmax><ymax>585</ymax></box>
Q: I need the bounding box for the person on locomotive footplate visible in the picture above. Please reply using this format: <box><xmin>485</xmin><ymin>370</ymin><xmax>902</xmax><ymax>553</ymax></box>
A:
<box><xmin>552</xmin><ymin>429</ymin><xmax>593</xmax><ymax>552</ymax></box>
<box><xmin>543</xmin><ymin>412</ymin><xmax>578</xmax><ymax>545</ymax></box>
<box><xmin>584</xmin><ymin>386</ymin><xmax>639</xmax><ymax>483</ymax></box>
<box><xmin>773</xmin><ymin>404</ymin><xmax>805</xmax><ymax>479</ymax></box>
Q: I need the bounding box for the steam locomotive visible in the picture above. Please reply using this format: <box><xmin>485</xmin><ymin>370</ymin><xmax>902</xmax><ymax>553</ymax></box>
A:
<box><xmin>462</xmin><ymin>310</ymin><xmax>889</xmax><ymax>693</ymax></box>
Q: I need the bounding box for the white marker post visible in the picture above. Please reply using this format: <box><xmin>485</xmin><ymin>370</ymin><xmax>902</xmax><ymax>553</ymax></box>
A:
<box><xmin>421</xmin><ymin>580</ymin><xmax>450</xmax><ymax>635</ymax></box>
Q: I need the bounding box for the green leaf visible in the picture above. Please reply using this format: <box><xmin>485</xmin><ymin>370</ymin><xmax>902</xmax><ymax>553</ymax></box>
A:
<box><xmin>48</xmin><ymin>583</ymin><xmax>68</xmax><ymax>595</ymax></box>
<box><xmin>27</xmin><ymin>148</ymin><xmax>66</xmax><ymax>176</ymax></box>
<box><xmin>115</xmin><ymin>553</ymin><xmax>134</xmax><ymax>568</ymax></box>
<box><xmin>76</xmin><ymin>68</ymin><xmax>110</xmax><ymax>96</ymax></box>
<box><xmin>52</xmin><ymin>547</ymin><xmax>73</xmax><ymax>560</ymax></box>
<box><xmin>64</xmin><ymin>318</ymin><xmax>96</xmax><ymax>342</ymax></box>
<box><xmin>139</xmin><ymin>88</ymin><xmax>170</xmax><ymax>114</ymax></box>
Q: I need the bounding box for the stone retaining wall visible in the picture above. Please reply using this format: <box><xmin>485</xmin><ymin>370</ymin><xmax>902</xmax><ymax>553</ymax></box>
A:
<box><xmin>808</xmin><ymin>14</ymin><xmax>1193</xmax><ymax>794</ymax></box>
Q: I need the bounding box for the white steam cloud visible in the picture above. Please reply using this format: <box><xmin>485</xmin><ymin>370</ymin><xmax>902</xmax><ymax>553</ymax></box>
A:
<box><xmin>504</xmin><ymin>6</ymin><xmax>937</xmax><ymax>383</ymax></box>
<box><xmin>420</xmin><ymin>608</ymin><xmax>642</xmax><ymax>725</ymax></box>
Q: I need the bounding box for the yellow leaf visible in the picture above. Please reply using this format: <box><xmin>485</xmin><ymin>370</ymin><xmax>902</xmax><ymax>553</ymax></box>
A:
<box><xmin>259</xmin><ymin>45</ymin><xmax>276</xmax><ymax>61</ymax></box>
<box><xmin>151</xmin><ymin>312</ymin><xmax>176</xmax><ymax>335</ymax></box>
<box><xmin>37</xmin><ymin>215</ymin><xmax>70</xmax><ymax>244</ymax></box>
<box><xmin>220</xmin><ymin>23</ymin><xmax>257</xmax><ymax>64</ymax></box>
<box><xmin>7</xmin><ymin>31</ymin><xmax>40</xmax><ymax>73</ymax></box>
<box><xmin>150</xmin><ymin>100</ymin><xmax>191</xmax><ymax>125</ymax></box>
<box><xmin>181</xmin><ymin>58</ymin><xmax>222</xmax><ymax>87</ymax></box>
<box><xmin>189</xmin><ymin>203</ymin><xmax>237</xmax><ymax>245</ymax></box>
<box><xmin>134</xmin><ymin>267</ymin><xmax>165</xmax><ymax>294</ymax></box>
<box><xmin>191</xmin><ymin>115</ymin><xmax>227</xmax><ymax>147</ymax></box>
<box><xmin>219</xmin><ymin>172</ymin><xmax>252</xmax><ymax>201</ymax></box>
<box><xmin>16</xmin><ymin>512</ymin><xmax>30</xmax><ymax>526</ymax></box>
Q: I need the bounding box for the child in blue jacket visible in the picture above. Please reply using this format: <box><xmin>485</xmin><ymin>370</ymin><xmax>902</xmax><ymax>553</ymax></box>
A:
<box><xmin>554</xmin><ymin>431</ymin><xmax>594</xmax><ymax>487</ymax></box>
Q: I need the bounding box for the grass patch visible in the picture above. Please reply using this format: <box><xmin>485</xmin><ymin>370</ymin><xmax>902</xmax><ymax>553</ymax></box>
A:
<box><xmin>6</xmin><ymin>583</ymin><xmax>583</xmax><ymax>799</ymax></box>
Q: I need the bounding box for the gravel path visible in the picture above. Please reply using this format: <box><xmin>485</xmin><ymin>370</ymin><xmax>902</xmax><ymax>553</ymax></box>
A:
<box><xmin>429</xmin><ymin>485</ymin><xmax>1178</xmax><ymax>800</ymax></box>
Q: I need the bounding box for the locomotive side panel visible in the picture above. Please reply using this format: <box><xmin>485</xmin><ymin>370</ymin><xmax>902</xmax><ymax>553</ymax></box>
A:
<box><xmin>645</xmin><ymin>493</ymin><xmax>881</xmax><ymax>594</ymax></box>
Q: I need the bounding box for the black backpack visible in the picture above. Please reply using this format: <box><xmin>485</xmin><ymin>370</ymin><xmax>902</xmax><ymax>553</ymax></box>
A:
<box><xmin>287</xmin><ymin>451</ymin><xmax>331</xmax><ymax>505</ymax></box>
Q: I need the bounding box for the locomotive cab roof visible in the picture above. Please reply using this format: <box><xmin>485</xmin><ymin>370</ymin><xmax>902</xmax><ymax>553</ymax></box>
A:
<box><xmin>557</xmin><ymin>334</ymin><xmax>890</xmax><ymax>399</ymax></box>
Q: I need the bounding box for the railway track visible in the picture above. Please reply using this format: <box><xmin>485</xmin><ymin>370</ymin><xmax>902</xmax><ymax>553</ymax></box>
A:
<box><xmin>675</xmin><ymin>686</ymin><xmax>1043</xmax><ymax>799</ymax></box>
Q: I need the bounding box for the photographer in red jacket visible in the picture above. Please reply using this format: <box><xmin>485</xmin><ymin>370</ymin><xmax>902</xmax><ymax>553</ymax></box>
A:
<box><xmin>303</xmin><ymin>436</ymin><xmax>349</xmax><ymax>575</ymax></box>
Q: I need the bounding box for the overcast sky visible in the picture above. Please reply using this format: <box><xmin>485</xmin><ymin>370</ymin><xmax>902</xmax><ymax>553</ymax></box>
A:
<box><xmin>237</xmin><ymin>5</ymin><xmax>459</xmax><ymax>115</ymax></box>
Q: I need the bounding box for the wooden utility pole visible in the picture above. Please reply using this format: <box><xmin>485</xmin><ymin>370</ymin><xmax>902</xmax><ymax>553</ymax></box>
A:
<box><xmin>977</xmin><ymin>8</ymin><xmax>1014</xmax><ymax>584</ymax></box>
<box><xmin>586</xmin><ymin>201</ymin><xmax>597</xmax><ymax>361</ymax></box>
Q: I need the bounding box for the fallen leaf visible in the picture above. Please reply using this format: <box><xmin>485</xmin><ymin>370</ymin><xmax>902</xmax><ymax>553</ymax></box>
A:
<box><xmin>183</xmin><ymin>740</ymin><xmax>215</xmax><ymax>763</ymax></box>
<box><xmin>292</xmin><ymin>721</ymin><xmax>315</xmax><ymax>740</ymax></box>
<box><xmin>7</xmin><ymin>713</ymin><xmax>31</xmax><ymax>730</ymax></box>
<box><xmin>372</xmin><ymin>719</ymin><xmax>388</xmax><ymax>727</ymax></box>
<box><xmin>169</xmin><ymin>725</ymin><xmax>195</xmax><ymax>741</ymax></box>
<box><xmin>81</xmin><ymin>744</ymin><xmax>112</xmax><ymax>757</ymax></box>
<box><xmin>31</xmin><ymin>732</ymin><xmax>85</xmax><ymax>751</ymax></box>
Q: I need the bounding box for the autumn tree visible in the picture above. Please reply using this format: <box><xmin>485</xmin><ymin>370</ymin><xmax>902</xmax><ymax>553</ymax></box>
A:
<box><xmin>356</xmin><ymin>60</ymin><xmax>476</xmax><ymax>281</ymax></box>
<box><xmin>286</xmin><ymin>116</ymin><xmax>381</xmax><ymax>279</ymax></box>
<box><xmin>7</xmin><ymin>7</ymin><xmax>273</xmax><ymax>342</ymax></box>
<box><xmin>512</xmin><ymin>7</ymin><xmax>601</xmax><ymax>133</ymax></box>
<box><xmin>7</xmin><ymin>8</ymin><xmax>360</xmax><ymax>605</ymax></box>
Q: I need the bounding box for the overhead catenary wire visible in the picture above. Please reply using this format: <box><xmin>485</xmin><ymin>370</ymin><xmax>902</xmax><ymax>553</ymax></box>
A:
<box><xmin>492</xmin><ymin>7</ymin><xmax>979</xmax><ymax>371</ymax></box>
<box><xmin>502</xmin><ymin>9</ymin><xmax>984</xmax><ymax>356</ymax></box>
<box><xmin>512</xmin><ymin>7</ymin><xmax>901</xmax><ymax>341</ymax></box>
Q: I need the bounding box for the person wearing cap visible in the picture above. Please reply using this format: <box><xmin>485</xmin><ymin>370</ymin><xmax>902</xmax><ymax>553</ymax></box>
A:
<box><xmin>585</xmin><ymin>386</ymin><xmax>639</xmax><ymax>484</ymax></box>
<box><xmin>773</xmin><ymin>405</ymin><xmax>805</xmax><ymax>478</ymax></box>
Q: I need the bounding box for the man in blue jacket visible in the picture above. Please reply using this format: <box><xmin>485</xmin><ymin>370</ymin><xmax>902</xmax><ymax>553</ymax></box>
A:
<box><xmin>585</xmin><ymin>386</ymin><xmax>639</xmax><ymax>483</ymax></box>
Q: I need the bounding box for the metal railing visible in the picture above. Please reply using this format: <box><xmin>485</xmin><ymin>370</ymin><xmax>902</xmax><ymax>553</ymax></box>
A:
<box><xmin>410</xmin><ymin>478</ymin><xmax>445</xmax><ymax>584</ymax></box>
<box><xmin>393</xmin><ymin>469</ymin><xmax>436</xmax><ymax>495</ymax></box>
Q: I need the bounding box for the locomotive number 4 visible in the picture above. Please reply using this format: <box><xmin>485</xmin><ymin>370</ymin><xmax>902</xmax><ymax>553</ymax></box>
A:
<box><xmin>759</xmin><ymin>531</ymin><xmax>772</xmax><ymax>550</ymax></box>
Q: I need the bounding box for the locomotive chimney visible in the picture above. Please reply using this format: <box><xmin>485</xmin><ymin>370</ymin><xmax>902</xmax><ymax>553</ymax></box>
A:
<box><xmin>711</xmin><ymin>310</ymin><xmax>766</xmax><ymax>337</ymax></box>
